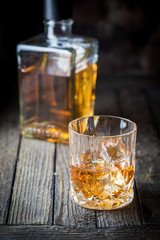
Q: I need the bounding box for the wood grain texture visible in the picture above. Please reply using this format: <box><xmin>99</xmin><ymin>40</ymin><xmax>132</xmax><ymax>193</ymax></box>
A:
<box><xmin>8</xmin><ymin>138</ymin><xmax>55</xmax><ymax>225</ymax></box>
<box><xmin>0</xmin><ymin>107</ymin><xmax>19</xmax><ymax>224</ymax></box>
<box><xmin>54</xmin><ymin>144</ymin><xmax>96</xmax><ymax>228</ymax></box>
<box><xmin>95</xmin><ymin>89</ymin><xmax>141</xmax><ymax>227</ymax></box>
<box><xmin>0</xmin><ymin>225</ymin><xmax>159</xmax><ymax>240</ymax></box>
<box><xmin>96</xmin><ymin>194</ymin><xmax>141</xmax><ymax>227</ymax></box>
<box><xmin>119</xmin><ymin>89</ymin><xmax>160</xmax><ymax>225</ymax></box>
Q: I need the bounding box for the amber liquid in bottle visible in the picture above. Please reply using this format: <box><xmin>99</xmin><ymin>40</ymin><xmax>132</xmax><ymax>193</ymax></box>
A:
<box><xmin>20</xmin><ymin>62</ymin><xmax>97</xmax><ymax>143</ymax></box>
<box><xmin>74</xmin><ymin>63</ymin><xmax>97</xmax><ymax>119</ymax></box>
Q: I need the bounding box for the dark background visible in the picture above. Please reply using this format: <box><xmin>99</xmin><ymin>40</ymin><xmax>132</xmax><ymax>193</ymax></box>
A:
<box><xmin>0</xmin><ymin>0</ymin><xmax>160</xmax><ymax>111</ymax></box>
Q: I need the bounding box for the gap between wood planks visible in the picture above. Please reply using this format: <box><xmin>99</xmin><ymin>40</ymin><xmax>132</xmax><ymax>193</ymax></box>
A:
<box><xmin>52</xmin><ymin>143</ymin><xmax>57</xmax><ymax>225</ymax></box>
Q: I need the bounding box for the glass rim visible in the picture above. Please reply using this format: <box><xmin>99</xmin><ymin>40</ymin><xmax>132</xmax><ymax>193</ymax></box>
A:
<box><xmin>68</xmin><ymin>115</ymin><xmax>137</xmax><ymax>138</ymax></box>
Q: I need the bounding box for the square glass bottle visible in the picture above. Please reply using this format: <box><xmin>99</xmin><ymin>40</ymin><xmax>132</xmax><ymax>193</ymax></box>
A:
<box><xmin>17</xmin><ymin>0</ymin><xmax>98</xmax><ymax>143</ymax></box>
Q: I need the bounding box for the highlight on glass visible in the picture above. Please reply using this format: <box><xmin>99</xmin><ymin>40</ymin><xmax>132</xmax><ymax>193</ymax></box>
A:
<box><xmin>69</xmin><ymin>115</ymin><xmax>137</xmax><ymax>210</ymax></box>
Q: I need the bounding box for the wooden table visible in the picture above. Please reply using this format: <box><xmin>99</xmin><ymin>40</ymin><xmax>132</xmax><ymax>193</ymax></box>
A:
<box><xmin>0</xmin><ymin>77</ymin><xmax>160</xmax><ymax>239</ymax></box>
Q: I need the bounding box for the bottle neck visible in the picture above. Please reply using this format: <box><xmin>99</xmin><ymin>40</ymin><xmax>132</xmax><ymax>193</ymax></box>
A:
<box><xmin>44</xmin><ymin>19</ymin><xmax>73</xmax><ymax>40</ymax></box>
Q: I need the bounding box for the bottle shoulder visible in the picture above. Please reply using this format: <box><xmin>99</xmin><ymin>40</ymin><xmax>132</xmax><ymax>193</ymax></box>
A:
<box><xmin>17</xmin><ymin>34</ymin><xmax>76</xmax><ymax>60</ymax></box>
<box><xmin>17</xmin><ymin>33</ymin><xmax>98</xmax><ymax>65</ymax></box>
<box><xmin>17</xmin><ymin>33</ymin><xmax>98</xmax><ymax>49</ymax></box>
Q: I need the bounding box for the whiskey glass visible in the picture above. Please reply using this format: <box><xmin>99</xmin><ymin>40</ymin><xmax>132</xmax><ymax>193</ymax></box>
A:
<box><xmin>69</xmin><ymin>115</ymin><xmax>137</xmax><ymax>210</ymax></box>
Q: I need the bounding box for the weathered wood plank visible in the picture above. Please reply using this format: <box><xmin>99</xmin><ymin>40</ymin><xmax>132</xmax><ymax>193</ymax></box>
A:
<box><xmin>54</xmin><ymin>144</ymin><xmax>96</xmax><ymax>228</ymax></box>
<box><xmin>96</xmin><ymin>193</ymin><xmax>141</xmax><ymax>227</ymax></box>
<box><xmin>0</xmin><ymin>225</ymin><xmax>159</xmax><ymax>240</ymax></box>
<box><xmin>8</xmin><ymin>138</ymin><xmax>55</xmax><ymax>224</ymax></box>
<box><xmin>95</xmin><ymin>90</ymin><xmax>141</xmax><ymax>227</ymax></box>
<box><xmin>0</xmin><ymin>106</ymin><xmax>19</xmax><ymax>224</ymax></box>
<box><xmin>119</xmin><ymin>89</ymin><xmax>160</xmax><ymax>225</ymax></box>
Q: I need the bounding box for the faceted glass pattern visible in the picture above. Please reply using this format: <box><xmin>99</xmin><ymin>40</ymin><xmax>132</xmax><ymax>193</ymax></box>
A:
<box><xmin>69</xmin><ymin>116</ymin><xmax>137</xmax><ymax>210</ymax></box>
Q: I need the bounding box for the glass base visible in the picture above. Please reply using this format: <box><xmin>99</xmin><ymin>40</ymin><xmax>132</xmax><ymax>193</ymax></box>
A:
<box><xmin>70</xmin><ymin>190</ymin><xmax>134</xmax><ymax>210</ymax></box>
<box><xmin>21</xmin><ymin>123</ymin><xmax>69</xmax><ymax>144</ymax></box>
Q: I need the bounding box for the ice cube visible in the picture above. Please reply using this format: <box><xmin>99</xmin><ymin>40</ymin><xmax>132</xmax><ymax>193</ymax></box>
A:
<box><xmin>101</xmin><ymin>138</ymin><xmax>127</xmax><ymax>170</ymax></box>
<box><xmin>80</xmin><ymin>150</ymin><xmax>107</xmax><ymax>172</ymax></box>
